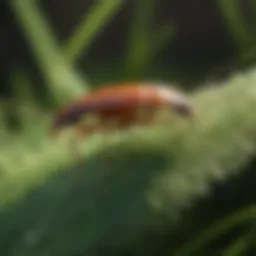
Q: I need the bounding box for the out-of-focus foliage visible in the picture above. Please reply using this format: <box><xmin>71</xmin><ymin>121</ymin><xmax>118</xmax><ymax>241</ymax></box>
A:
<box><xmin>217</xmin><ymin>0</ymin><xmax>256</xmax><ymax>51</ymax></box>
<box><xmin>0</xmin><ymin>0</ymin><xmax>256</xmax><ymax>255</ymax></box>
<box><xmin>122</xmin><ymin>0</ymin><xmax>175</xmax><ymax>79</ymax></box>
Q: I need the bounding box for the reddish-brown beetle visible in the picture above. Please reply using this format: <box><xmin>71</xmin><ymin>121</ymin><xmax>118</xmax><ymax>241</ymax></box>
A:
<box><xmin>50</xmin><ymin>82</ymin><xmax>194</xmax><ymax>139</ymax></box>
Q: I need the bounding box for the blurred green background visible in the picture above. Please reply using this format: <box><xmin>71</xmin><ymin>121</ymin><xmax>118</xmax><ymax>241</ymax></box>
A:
<box><xmin>0</xmin><ymin>0</ymin><xmax>256</xmax><ymax>255</ymax></box>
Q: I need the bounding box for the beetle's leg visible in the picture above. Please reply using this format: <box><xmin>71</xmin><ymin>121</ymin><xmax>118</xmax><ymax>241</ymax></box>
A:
<box><xmin>139</xmin><ymin>107</ymin><xmax>173</xmax><ymax>127</ymax></box>
<box><xmin>137</xmin><ymin>116</ymin><xmax>155</xmax><ymax>126</ymax></box>
<box><xmin>68</xmin><ymin>124</ymin><xmax>97</xmax><ymax>160</ymax></box>
<box><xmin>68</xmin><ymin>128</ymin><xmax>84</xmax><ymax>159</ymax></box>
<box><xmin>136</xmin><ymin>107</ymin><xmax>157</xmax><ymax>127</ymax></box>
<box><xmin>89</xmin><ymin>118</ymin><xmax>126</xmax><ymax>167</ymax></box>
<box><xmin>69</xmin><ymin>113</ymin><xmax>102</xmax><ymax>157</ymax></box>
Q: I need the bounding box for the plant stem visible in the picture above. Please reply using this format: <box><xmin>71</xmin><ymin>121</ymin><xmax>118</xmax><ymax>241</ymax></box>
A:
<box><xmin>123</xmin><ymin>0</ymin><xmax>156</xmax><ymax>78</ymax></box>
<box><xmin>173</xmin><ymin>205</ymin><xmax>256</xmax><ymax>256</ymax></box>
<box><xmin>10</xmin><ymin>0</ymin><xmax>87</xmax><ymax>105</ymax></box>
<box><xmin>65</xmin><ymin>0</ymin><xmax>124</xmax><ymax>65</ymax></box>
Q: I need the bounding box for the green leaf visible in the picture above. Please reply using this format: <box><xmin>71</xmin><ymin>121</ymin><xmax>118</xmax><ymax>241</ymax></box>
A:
<box><xmin>1</xmin><ymin>68</ymin><xmax>256</xmax><ymax>254</ymax></box>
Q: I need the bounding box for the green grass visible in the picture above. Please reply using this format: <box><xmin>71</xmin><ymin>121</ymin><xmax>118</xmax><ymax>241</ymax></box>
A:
<box><xmin>173</xmin><ymin>205</ymin><xmax>256</xmax><ymax>256</ymax></box>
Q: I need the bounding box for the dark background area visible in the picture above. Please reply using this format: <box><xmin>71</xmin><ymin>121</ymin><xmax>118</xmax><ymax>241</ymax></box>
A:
<box><xmin>1</xmin><ymin>0</ymin><xmax>255</xmax><ymax>97</ymax></box>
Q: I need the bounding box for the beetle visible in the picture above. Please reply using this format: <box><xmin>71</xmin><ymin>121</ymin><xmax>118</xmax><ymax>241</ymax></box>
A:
<box><xmin>50</xmin><ymin>81</ymin><xmax>194</xmax><ymax>140</ymax></box>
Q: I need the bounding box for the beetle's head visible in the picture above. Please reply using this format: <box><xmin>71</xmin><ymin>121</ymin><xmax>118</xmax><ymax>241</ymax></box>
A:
<box><xmin>172</xmin><ymin>100</ymin><xmax>195</xmax><ymax>121</ymax></box>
